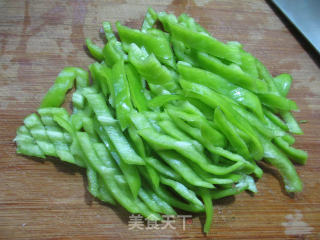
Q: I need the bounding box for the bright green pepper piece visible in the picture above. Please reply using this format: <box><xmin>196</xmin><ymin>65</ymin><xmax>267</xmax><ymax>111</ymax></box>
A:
<box><xmin>40</xmin><ymin>67</ymin><xmax>89</xmax><ymax>108</ymax></box>
<box><xmin>111</xmin><ymin>60</ymin><xmax>133</xmax><ymax>131</ymax></box>
<box><xmin>125</xmin><ymin>63</ymin><xmax>148</xmax><ymax>112</ymax></box>
<box><xmin>15</xmin><ymin>125</ymin><xmax>45</xmax><ymax>158</ymax></box>
<box><xmin>274</xmin><ymin>73</ymin><xmax>292</xmax><ymax>97</ymax></box>
<box><xmin>141</xmin><ymin>8</ymin><xmax>158</xmax><ymax>32</ymax></box>
<box><xmin>85</xmin><ymin>38</ymin><xmax>104</xmax><ymax>62</ymax></box>
<box><xmin>128</xmin><ymin>43</ymin><xmax>175</xmax><ymax>86</ymax></box>
<box><xmin>117</xmin><ymin>21</ymin><xmax>175</xmax><ymax>68</ymax></box>
<box><xmin>84</xmin><ymin>92</ymin><xmax>145</xmax><ymax>165</ymax></box>
<box><xmin>166</xmin><ymin>21</ymin><xmax>242</xmax><ymax>64</ymax></box>
<box><xmin>158</xmin><ymin>150</ymin><xmax>214</xmax><ymax>188</ymax></box>
<box><xmin>178</xmin><ymin>63</ymin><xmax>264</xmax><ymax>120</ymax></box>
<box><xmin>197</xmin><ymin>52</ymin><xmax>268</xmax><ymax>93</ymax></box>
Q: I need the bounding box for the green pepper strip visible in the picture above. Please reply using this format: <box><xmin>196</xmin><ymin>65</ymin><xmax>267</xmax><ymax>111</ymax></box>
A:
<box><xmin>111</xmin><ymin>60</ymin><xmax>133</xmax><ymax>131</ymax></box>
<box><xmin>197</xmin><ymin>52</ymin><xmax>268</xmax><ymax>93</ymax></box>
<box><xmin>144</xmin><ymin>157</ymin><xmax>181</xmax><ymax>180</ymax></box>
<box><xmin>167</xmin><ymin>21</ymin><xmax>241</xmax><ymax>64</ymax></box>
<box><xmin>84</xmin><ymin>91</ymin><xmax>145</xmax><ymax>165</ymax></box>
<box><xmin>180</xmin><ymin>79</ymin><xmax>264</xmax><ymax>161</ymax></box>
<box><xmin>24</xmin><ymin>113</ymin><xmax>57</xmax><ymax>156</ymax></box>
<box><xmin>113</xmin><ymin>174</ymin><xmax>161</xmax><ymax>220</ymax></box>
<box><xmin>138</xmin><ymin>188</ymin><xmax>162</xmax><ymax>213</ymax></box>
<box><xmin>128</xmin><ymin>43</ymin><xmax>174</xmax><ymax>85</ymax></box>
<box><xmin>258</xmin><ymin>133</ymin><xmax>302</xmax><ymax>192</ymax></box>
<box><xmin>198</xmin><ymin>189</ymin><xmax>213</xmax><ymax>234</ymax></box>
<box><xmin>93</xmin><ymin>120</ymin><xmax>142</xmax><ymax>199</ymax></box>
<box><xmin>210</xmin><ymin>184</ymin><xmax>248</xmax><ymax>200</ymax></box>
<box><xmin>281</xmin><ymin>111</ymin><xmax>303</xmax><ymax>135</ymax></box>
<box><xmin>15</xmin><ymin>125</ymin><xmax>45</xmax><ymax>158</ymax></box>
<box><xmin>273</xmin><ymin>137</ymin><xmax>308</xmax><ymax>165</ymax></box>
<box><xmin>137</xmin><ymin>127</ymin><xmax>244</xmax><ymax>176</ymax></box>
<box><xmin>178</xmin><ymin>63</ymin><xmax>264</xmax><ymax>120</ymax></box>
<box><xmin>274</xmin><ymin>73</ymin><xmax>292</xmax><ymax>97</ymax></box>
<box><xmin>38</xmin><ymin>108</ymin><xmax>77</xmax><ymax>165</ymax></box>
<box><xmin>158</xmin><ymin>150</ymin><xmax>214</xmax><ymax>188</ymax></box>
<box><xmin>76</xmin><ymin>132</ymin><xmax>143</xmax><ymax>212</ymax></box>
<box><xmin>138</xmin><ymin>165</ymin><xmax>160</xmax><ymax>190</ymax></box>
<box><xmin>160</xmin><ymin>176</ymin><xmax>203</xmax><ymax>207</ymax></box>
<box><xmin>263</xmin><ymin>108</ymin><xmax>288</xmax><ymax>131</ymax></box>
<box><xmin>240</xmin><ymin>51</ymin><xmax>259</xmax><ymax>78</ymax></box>
<box><xmin>125</xmin><ymin>63</ymin><xmax>148</xmax><ymax>112</ymax></box>
<box><xmin>158</xmin><ymin>120</ymin><xmax>204</xmax><ymax>152</ymax></box>
<box><xmin>102</xmin><ymin>22</ymin><xmax>127</xmax><ymax>67</ymax></box>
<box><xmin>148</xmin><ymin>94</ymin><xmax>184</xmax><ymax>109</ymax></box>
<box><xmin>89</xmin><ymin>62</ymin><xmax>111</xmax><ymax>97</ymax></box>
<box><xmin>155</xmin><ymin>185</ymin><xmax>204</xmax><ymax>213</ymax></box>
<box><xmin>178</xmin><ymin>13</ymin><xmax>210</xmax><ymax>34</ymax></box>
<box><xmin>145</xmin><ymin>187</ymin><xmax>177</xmax><ymax>215</ymax></box>
<box><xmin>40</xmin><ymin>67</ymin><xmax>89</xmax><ymax>108</ymax></box>
<box><xmin>85</xmin><ymin>38</ymin><xmax>104</xmax><ymax>62</ymax></box>
<box><xmin>166</xmin><ymin>106</ymin><xmax>226</xmax><ymax>148</ymax></box>
<box><xmin>117</xmin><ymin>21</ymin><xmax>175</xmax><ymax>68</ymax></box>
<box><xmin>188</xmin><ymin>161</ymin><xmax>242</xmax><ymax>184</ymax></box>
<box><xmin>141</xmin><ymin>8</ymin><xmax>158</xmax><ymax>32</ymax></box>
<box><xmin>214</xmin><ymin>107</ymin><xmax>251</xmax><ymax>159</ymax></box>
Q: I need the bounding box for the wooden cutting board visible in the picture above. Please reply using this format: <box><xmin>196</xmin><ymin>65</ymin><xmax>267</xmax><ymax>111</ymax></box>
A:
<box><xmin>0</xmin><ymin>0</ymin><xmax>319</xmax><ymax>239</ymax></box>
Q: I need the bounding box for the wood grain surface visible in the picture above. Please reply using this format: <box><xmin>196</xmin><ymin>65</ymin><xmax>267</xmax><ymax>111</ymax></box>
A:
<box><xmin>0</xmin><ymin>0</ymin><xmax>319</xmax><ymax>239</ymax></box>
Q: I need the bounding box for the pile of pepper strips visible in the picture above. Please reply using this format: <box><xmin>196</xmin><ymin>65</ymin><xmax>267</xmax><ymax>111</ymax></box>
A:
<box><xmin>14</xmin><ymin>8</ymin><xmax>307</xmax><ymax>233</ymax></box>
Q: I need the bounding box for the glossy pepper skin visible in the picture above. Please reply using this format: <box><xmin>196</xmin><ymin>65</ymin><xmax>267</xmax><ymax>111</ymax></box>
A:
<box><xmin>178</xmin><ymin>62</ymin><xmax>264</xmax><ymax>120</ymax></box>
<box><xmin>40</xmin><ymin>67</ymin><xmax>89</xmax><ymax>108</ymax></box>
<box><xmin>116</xmin><ymin>22</ymin><xmax>176</xmax><ymax>68</ymax></box>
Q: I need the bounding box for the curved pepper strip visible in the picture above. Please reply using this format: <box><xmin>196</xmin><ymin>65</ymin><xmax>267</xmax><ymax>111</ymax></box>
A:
<box><xmin>40</xmin><ymin>67</ymin><xmax>89</xmax><ymax>108</ymax></box>
<box><xmin>166</xmin><ymin>105</ymin><xmax>226</xmax><ymax>148</ymax></box>
<box><xmin>258</xmin><ymin>133</ymin><xmax>302</xmax><ymax>192</ymax></box>
<box><xmin>263</xmin><ymin>108</ymin><xmax>288</xmax><ymax>131</ymax></box>
<box><xmin>158</xmin><ymin>150</ymin><xmax>214</xmax><ymax>188</ymax></box>
<box><xmin>85</xmin><ymin>38</ymin><xmax>104</xmax><ymax>62</ymax></box>
<box><xmin>214</xmin><ymin>107</ymin><xmax>251</xmax><ymax>160</ymax></box>
<box><xmin>166</xmin><ymin>21</ymin><xmax>242</xmax><ymax>64</ymax></box>
<box><xmin>178</xmin><ymin>63</ymin><xmax>264</xmax><ymax>120</ymax></box>
<box><xmin>273</xmin><ymin>137</ymin><xmax>308</xmax><ymax>165</ymax></box>
<box><xmin>180</xmin><ymin>79</ymin><xmax>264</xmax><ymax>161</ymax></box>
<box><xmin>116</xmin><ymin>21</ymin><xmax>175</xmax><ymax>68</ymax></box>
<box><xmin>155</xmin><ymin>185</ymin><xmax>204</xmax><ymax>213</ymax></box>
<box><xmin>160</xmin><ymin>176</ymin><xmax>203</xmax><ymax>207</ymax></box>
<box><xmin>138</xmin><ymin>127</ymin><xmax>244</xmax><ymax>176</ymax></box>
<box><xmin>102</xmin><ymin>22</ymin><xmax>127</xmax><ymax>67</ymax></box>
<box><xmin>197</xmin><ymin>52</ymin><xmax>268</xmax><ymax>93</ymax></box>
<box><xmin>198</xmin><ymin>188</ymin><xmax>213</xmax><ymax>234</ymax></box>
